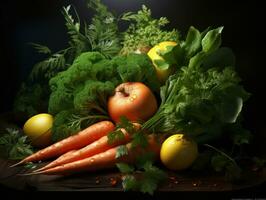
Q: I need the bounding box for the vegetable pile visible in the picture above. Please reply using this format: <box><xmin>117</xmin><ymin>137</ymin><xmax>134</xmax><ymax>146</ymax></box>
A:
<box><xmin>1</xmin><ymin>0</ymin><xmax>264</xmax><ymax>195</ymax></box>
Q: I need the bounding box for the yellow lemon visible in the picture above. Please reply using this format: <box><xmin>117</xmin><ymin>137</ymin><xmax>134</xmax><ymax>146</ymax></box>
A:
<box><xmin>160</xmin><ymin>134</ymin><xmax>198</xmax><ymax>170</ymax></box>
<box><xmin>23</xmin><ymin>113</ymin><xmax>53</xmax><ymax>148</ymax></box>
<box><xmin>147</xmin><ymin>41</ymin><xmax>177</xmax><ymax>83</ymax></box>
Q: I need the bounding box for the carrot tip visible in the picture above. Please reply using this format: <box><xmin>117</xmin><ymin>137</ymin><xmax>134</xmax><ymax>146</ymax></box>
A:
<box><xmin>9</xmin><ymin>160</ymin><xmax>24</xmax><ymax>168</ymax></box>
<box><xmin>17</xmin><ymin>171</ymin><xmax>42</xmax><ymax>176</ymax></box>
<box><xmin>32</xmin><ymin>167</ymin><xmax>45</xmax><ymax>173</ymax></box>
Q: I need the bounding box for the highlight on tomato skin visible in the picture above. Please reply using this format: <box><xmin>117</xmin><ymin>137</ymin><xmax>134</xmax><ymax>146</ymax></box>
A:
<box><xmin>107</xmin><ymin>82</ymin><xmax>158</xmax><ymax>123</ymax></box>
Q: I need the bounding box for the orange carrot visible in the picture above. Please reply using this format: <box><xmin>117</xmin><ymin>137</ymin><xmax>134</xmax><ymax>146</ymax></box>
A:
<box><xmin>25</xmin><ymin>134</ymin><xmax>162</xmax><ymax>176</ymax></box>
<box><xmin>11</xmin><ymin>121</ymin><xmax>115</xmax><ymax>167</ymax></box>
<box><xmin>33</xmin><ymin>123</ymin><xmax>141</xmax><ymax>172</ymax></box>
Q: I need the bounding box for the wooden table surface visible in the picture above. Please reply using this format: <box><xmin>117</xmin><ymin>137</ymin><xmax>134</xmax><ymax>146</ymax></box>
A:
<box><xmin>0</xmin><ymin>112</ymin><xmax>265</xmax><ymax>193</ymax></box>
<box><xmin>0</xmin><ymin>158</ymin><xmax>265</xmax><ymax>192</ymax></box>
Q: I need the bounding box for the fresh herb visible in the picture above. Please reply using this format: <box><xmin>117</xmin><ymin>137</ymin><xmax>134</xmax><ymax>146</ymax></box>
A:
<box><xmin>10</xmin><ymin>0</ymin><xmax>255</xmax><ymax>194</ymax></box>
<box><xmin>0</xmin><ymin>128</ymin><xmax>34</xmax><ymax>160</ymax></box>
<box><xmin>14</xmin><ymin>0</ymin><xmax>122</xmax><ymax>118</ymax></box>
<box><xmin>117</xmin><ymin>160</ymin><xmax>167</xmax><ymax>195</ymax></box>
<box><xmin>115</xmin><ymin>145</ymin><xmax>128</xmax><ymax>159</ymax></box>
<box><xmin>107</xmin><ymin>130</ymin><xmax>126</xmax><ymax>145</ymax></box>
<box><xmin>116</xmin><ymin>163</ymin><xmax>135</xmax><ymax>173</ymax></box>
<box><xmin>30</xmin><ymin>1</ymin><xmax>121</xmax><ymax>81</ymax></box>
<box><xmin>211</xmin><ymin>153</ymin><xmax>242</xmax><ymax>181</ymax></box>
<box><xmin>142</xmin><ymin>27</ymin><xmax>250</xmax><ymax>145</ymax></box>
<box><xmin>107</xmin><ymin>116</ymin><xmax>138</xmax><ymax>146</ymax></box>
<box><xmin>86</xmin><ymin>0</ymin><xmax>121</xmax><ymax>58</ymax></box>
<box><xmin>131</xmin><ymin>132</ymin><xmax>148</xmax><ymax>149</ymax></box>
<box><xmin>29</xmin><ymin>45</ymin><xmax>68</xmax><ymax>80</ymax></box>
<box><xmin>120</xmin><ymin>5</ymin><xmax>180</xmax><ymax>55</ymax></box>
<box><xmin>24</xmin><ymin>162</ymin><xmax>38</xmax><ymax>170</ymax></box>
<box><xmin>107</xmin><ymin>116</ymin><xmax>149</xmax><ymax>152</ymax></box>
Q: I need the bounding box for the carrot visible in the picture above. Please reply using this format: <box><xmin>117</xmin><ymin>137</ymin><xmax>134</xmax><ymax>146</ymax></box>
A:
<box><xmin>11</xmin><ymin>121</ymin><xmax>115</xmax><ymax>167</ymax></box>
<box><xmin>24</xmin><ymin>134</ymin><xmax>162</xmax><ymax>176</ymax></box>
<box><xmin>33</xmin><ymin>123</ymin><xmax>141</xmax><ymax>172</ymax></box>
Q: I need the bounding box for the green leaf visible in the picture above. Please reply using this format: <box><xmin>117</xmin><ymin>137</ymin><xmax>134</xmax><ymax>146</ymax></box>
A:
<box><xmin>117</xmin><ymin>116</ymin><xmax>135</xmax><ymax>134</ymax></box>
<box><xmin>136</xmin><ymin>152</ymin><xmax>156</xmax><ymax>169</ymax></box>
<box><xmin>208</xmin><ymin>145</ymin><xmax>241</xmax><ymax>180</ymax></box>
<box><xmin>6</xmin><ymin>128</ymin><xmax>19</xmax><ymax>135</ymax></box>
<box><xmin>107</xmin><ymin>129</ymin><xmax>125</xmax><ymax>145</ymax></box>
<box><xmin>29</xmin><ymin>43</ymin><xmax>52</xmax><ymax>55</ymax></box>
<box><xmin>202</xmin><ymin>27</ymin><xmax>223</xmax><ymax>53</ymax></box>
<box><xmin>0</xmin><ymin>128</ymin><xmax>34</xmax><ymax>160</ymax></box>
<box><xmin>188</xmin><ymin>51</ymin><xmax>206</xmax><ymax>68</ymax></box>
<box><xmin>140</xmin><ymin>178</ymin><xmax>158</xmax><ymax>195</ymax></box>
<box><xmin>22</xmin><ymin>147</ymin><xmax>34</xmax><ymax>156</ymax></box>
<box><xmin>0</xmin><ymin>137</ymin><xmax>8</xmax><ymax>145</ymax></box>
<box><xmin>29</xmin><ymin>53</ymin><xmax>66</xmax><ymax>80</ymax></box>
<box><xmin>153</xmin><ymin>59</ymin><xmax>170</xmax><ymax>70</ymax></box>
<box><xmin>121</xmin><ymin>175</ymin><xmax>139</xmax><ymax>191</ymax></box>
<box><xmin>18</xmin><ymin>136</ymin><xmax>28</xmax><ymax>144</ymax></box>
<box><xmin>120</xmin><ymin>12</ymin><xmax>135</xmax><ymax>21</ymax></box>
<box><xmin>115</xmin><ymin>145</ymin><xmax>128</xmax><ymax>159</ymax></box>
<box><xmin>143</xmin><ymin>162</ymin><xmax>167</xmax><ymax>182</ymax></box>
<box><xmin>24</xmin><ymin>162</ymin><xmax>38</xmax><ymax>169</ymax></box>
<box><xmin>120</xmin><ymin>161</ymin><xmax>167</xmax><ymax>195</ymax></box>
<box><xmin>131</xmin><ymin>132</ymin><xmax>148</xmax><ymax>149</ymax></box>
<box><xmin>183</xmin><ymin>26</ymin><xmax>201</xmax><ymax>57</ymax></box>
<box><xmin>141</xmin><ymin>162</ymin><xmax>167</xmax><ymax>195</ymax></box>
<box><xmin>162</xmin><ymin>44</ymin><xmax>185</xmax><ymax>67</ymax></box>
<box><xmin>116</xmin><ymin>163</ymin><xmax>135</xmax><ymax>173</ymax></box>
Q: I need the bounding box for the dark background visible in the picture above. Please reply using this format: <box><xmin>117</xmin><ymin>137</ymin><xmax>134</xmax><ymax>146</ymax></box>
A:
<box><xmin>0</xmin><ymin>1</ymin><xmax>265</xmax><ymax>144</ymax></box>
<box><xmin>0</xmin><ymin>0</ymin><xmax>265</xmax><ymax>195</ymax></box>
<box><xmin>1</xmin><ymin>0</ymin><xmax>265</xmax><ymax>139</ymax></box>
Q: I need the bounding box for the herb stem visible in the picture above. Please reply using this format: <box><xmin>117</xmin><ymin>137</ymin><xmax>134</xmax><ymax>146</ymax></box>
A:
<box><xmin>204</xmin><ymin>143</ymin><xmax>238</xmax><ymax>166</ymax></box>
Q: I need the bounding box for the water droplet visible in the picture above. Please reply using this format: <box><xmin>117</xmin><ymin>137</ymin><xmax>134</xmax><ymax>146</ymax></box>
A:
<box><xmin>54</xmin><ymin>143</ymin><xmax>62</xmax><ymax>148</ymax></box>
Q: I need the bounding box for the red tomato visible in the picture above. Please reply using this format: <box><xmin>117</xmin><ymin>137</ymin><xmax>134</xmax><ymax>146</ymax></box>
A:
<box><xmin>108</xmin><ymin>82</ymin><xmax>158</xmax><ymax>123</ymax></box>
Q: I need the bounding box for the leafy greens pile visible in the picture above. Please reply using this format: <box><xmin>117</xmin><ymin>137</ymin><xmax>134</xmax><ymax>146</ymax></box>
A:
<box><xmin>143</xmin><ymin>26</ymin><xmax>250</xmax><ymax>144</ymax></box>
<box><xmin>10</xmin><ymin>0</ymin><xmax>255</xmax><ymax>195</ymax></box>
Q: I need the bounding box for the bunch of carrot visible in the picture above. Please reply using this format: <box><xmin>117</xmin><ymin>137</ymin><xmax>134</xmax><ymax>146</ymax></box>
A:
<box><xmin>11</xmin><ymin>120</ymin><xmax>162</xmax><ymax>176</ymax></box>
